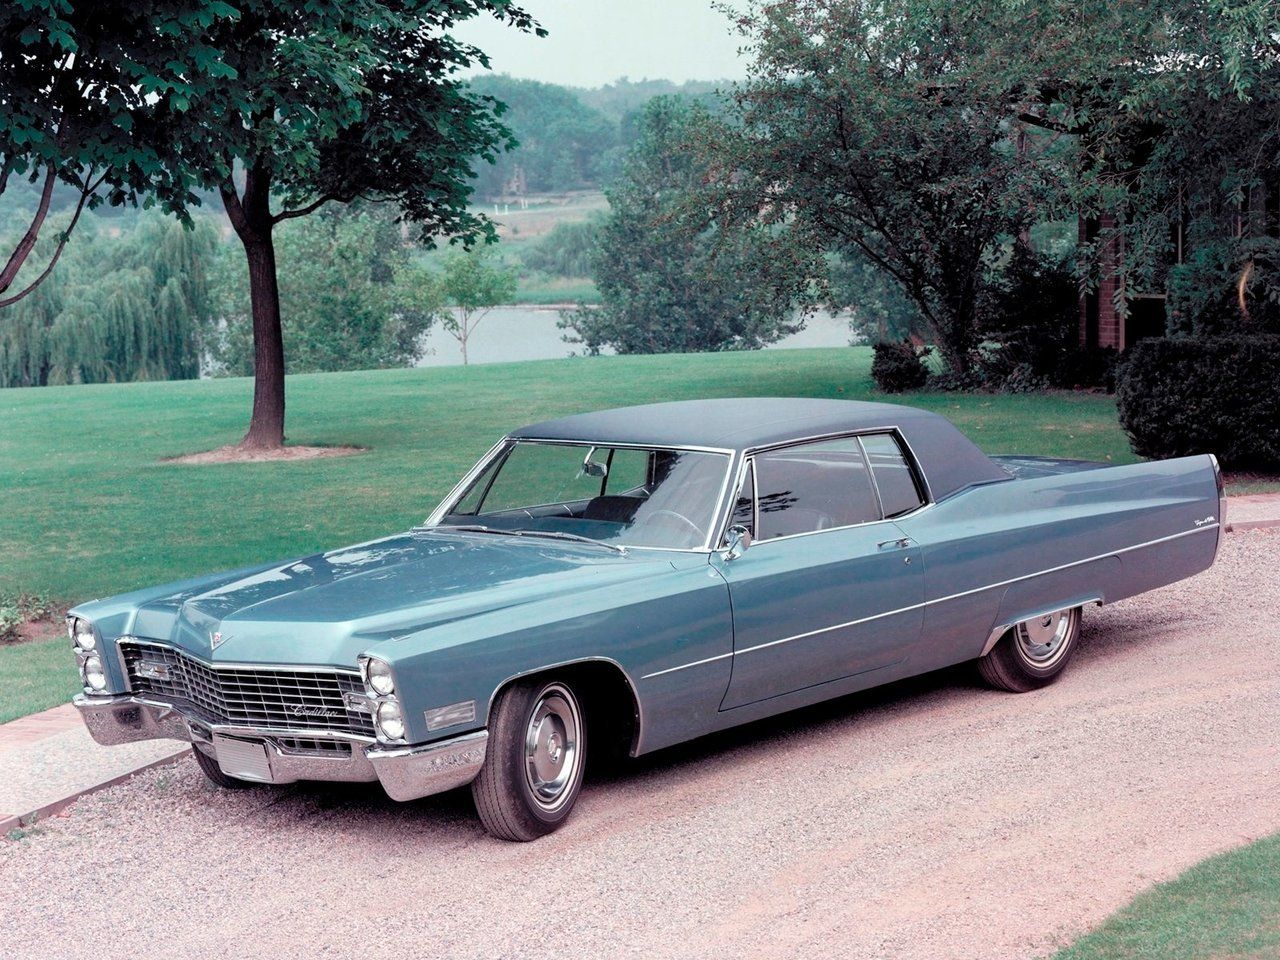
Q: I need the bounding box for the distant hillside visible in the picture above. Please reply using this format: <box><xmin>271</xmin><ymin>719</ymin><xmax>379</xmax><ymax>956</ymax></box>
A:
<box><xmin>572</xmin><ymin>78</ymin><xmax>727</xmax><ymax>123</ymax></box>
<box><xmin>466</xmin><ymin>75</ymin><xmax>732</xmax><ymax>200</ymax></box>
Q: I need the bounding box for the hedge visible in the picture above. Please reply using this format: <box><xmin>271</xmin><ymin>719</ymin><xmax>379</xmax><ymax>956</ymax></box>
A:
<box><xmin>871</xmin><ymin>340</ymin><xmax>930</xmax><ymax>393</ymax></box>
<box><xmin>1115</xmin><ymin>335</ymin><xmax>1280</xmax><ymax>469</ymax></box>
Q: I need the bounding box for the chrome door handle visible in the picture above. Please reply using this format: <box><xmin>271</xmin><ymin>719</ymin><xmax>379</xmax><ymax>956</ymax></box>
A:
<box><xmin>876</xmin><ymin>537</ymin><xmax>912</xmax><ymax>550</ymax></box>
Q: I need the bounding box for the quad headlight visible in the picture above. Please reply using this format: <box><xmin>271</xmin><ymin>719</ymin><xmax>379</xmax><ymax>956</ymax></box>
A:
<box><xmin>375</xmin><ymin>701</ymin><xmax>405</xmax><ymax>741</ymax></box>
<box><xmin>68</xmin><ymin>617</ymin><xmax>106</xmax><ymax>691</ymax></box>
<box><xmin>69</xmin><ymin>617</ymin><xmax>97</xmax><ymax>651</ymax></box>
<box><xmin>360</xmin><ymin>655</ymin><xmax>406</xmax><ymax>743</ymax></box>
<box><xmin>365</xmin><ymin>658</ymin><xmax>395</xmax><ymax>697</ymax></box>
<box><xmin>82</xmin><ymin>654</ymin><xmax>107</xmax><ymax>691</ymax></box>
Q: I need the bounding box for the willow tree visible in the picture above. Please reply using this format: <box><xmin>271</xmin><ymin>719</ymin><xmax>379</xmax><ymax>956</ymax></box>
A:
<box><xmin>0</xmin><ymin>214</ymin><xmax>218</xmax><ymax>387</ymax></box>
<box><xmin>162</xmin><ymin>1</ymin><xmax>541</xmax><ymax>448</ymax></box>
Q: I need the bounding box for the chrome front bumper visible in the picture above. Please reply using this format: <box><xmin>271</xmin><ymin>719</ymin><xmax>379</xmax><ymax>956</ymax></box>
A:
<box><xmin>73</xmin><ymin>694</ymin><xmax>487</xmax><ymax>801</ymax></box>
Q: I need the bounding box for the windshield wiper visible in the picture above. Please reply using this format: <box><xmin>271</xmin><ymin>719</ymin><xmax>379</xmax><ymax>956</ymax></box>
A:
<box><xmin>417</xmin><ymin>523</ymin><xmax>628</xmax><ymax>555</ymax></box>
<box><xmin>509</xmin><ymin>529</ymin><xmax>628</xmax><ymax>555</ymax></box>
<box><xmin>418</xmin><ymin>523</ymin><xmax>505</xmax><ymax>536</ymax></box>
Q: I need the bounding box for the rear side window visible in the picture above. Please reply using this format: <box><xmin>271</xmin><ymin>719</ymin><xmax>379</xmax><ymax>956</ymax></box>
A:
<box><xmin>861</xmin><ymin>433</ymin><xmax>924</xmax><ymax>517</ymax></box>
<box><xmin>754</xmin><ymin>439</ymin><xmax>880</xmax><ymax>540</ymax></box>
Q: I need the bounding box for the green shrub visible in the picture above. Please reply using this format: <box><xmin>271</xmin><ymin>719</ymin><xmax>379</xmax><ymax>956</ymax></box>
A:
<box><xmin>871</xmin><ymin>340</ymin><xmax>930</xmax><ymax>392</ymax></box>
<box><xmin>0</xmin><ymin>593</ymin><xmax>55</xmax><ymax>642</ymax></box>
<box><xmin>1116</xmin><ymin>335</ymin><xmax>1280</xmax><ymax>468</ymax></box>
<box><xmin>518</xmin><ymin>219</ymin><xmax>602</xmax><ymax>278</ymax></box>
<box><xmin>997</xmin><ymin>362</ymin><xmax>1049</xmax><ymax>394</ymax></box>
<box><xmin>1055</xmin><ymin>345</ymin><xmax>1118</xmax><ymax>391</ymax></box>
<box><xmin>1166</xmin><ymin>237</ymin><xmax>1280</xmax><ymax>336</ymax></box>
<box><xmin>980</xmin><ymin>249</ymin><xmax>1080</xmax><ymax>391</ymax></box>
<box><xmin>21</xmin><ymin>593</ymin><xmax>54</xmax><ymax>622</ymax></box>
<box><xmin>210</xmin><ymin>207</ymin><xmax>440</xmax><ymax>375</ymax></box>
<box><xmin>0</xmin><ymin>606</ymin><xmax>21</xmax><ymax>644</ymax></box>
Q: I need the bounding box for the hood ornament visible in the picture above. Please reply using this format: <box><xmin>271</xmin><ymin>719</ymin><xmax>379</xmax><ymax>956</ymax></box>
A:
<box><xmin>210</xmin><ymin>630</ymin><xmax>229</xmax><ymax>651</ymax></box>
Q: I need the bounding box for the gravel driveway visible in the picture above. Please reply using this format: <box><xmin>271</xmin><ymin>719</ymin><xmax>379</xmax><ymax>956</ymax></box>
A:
<box><xmin>4</xmin><ymin>532</ymin><xmax>1277</xmax><ymax>960</ymax></box>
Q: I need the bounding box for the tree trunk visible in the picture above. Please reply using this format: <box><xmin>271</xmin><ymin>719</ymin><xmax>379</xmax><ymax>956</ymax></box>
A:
<box><xmin>222</xmin><ymin>165</ymin><xmax>286</xmax><ymax>449</ymax></box>
<box><xmin>242</xmin><ymin>237</ymin><xmax>286</xmax><ymax>447</ymax></box>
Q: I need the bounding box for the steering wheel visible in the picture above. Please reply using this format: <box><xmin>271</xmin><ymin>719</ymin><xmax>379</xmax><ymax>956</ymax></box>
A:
<box><xmin>634</xmin><ymin>509</ymin><xmax>705</xmax><ymax>544</ymax></box>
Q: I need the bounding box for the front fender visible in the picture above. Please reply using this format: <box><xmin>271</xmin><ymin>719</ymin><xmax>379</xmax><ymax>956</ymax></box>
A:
<box><xmin>367</xmin><ymin>557</ymin><xmax>733</xmax><ymax>750</ymax></box>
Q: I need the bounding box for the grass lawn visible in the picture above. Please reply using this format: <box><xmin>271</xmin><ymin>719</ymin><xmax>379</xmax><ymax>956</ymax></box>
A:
<box><xmin>0</xmin><ymin>346</ymin><xmax>1143</xmax><ymax>603</ymax></box>
<box><xmin>1052</xmin><ymin>832</ymin><xmax>1280</xmax><ymax>959</ymax></box>
<box><xmin>0</xmin><ymin>634</ymin><xmax>80</xmax><ymax>724</ymax></box>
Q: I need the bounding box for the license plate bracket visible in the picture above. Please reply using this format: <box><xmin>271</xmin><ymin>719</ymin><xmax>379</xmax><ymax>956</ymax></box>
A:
<box><xmin>212</xmin><ymin>735</ymin><xmax>273</xmax><ymax>783</ymax></box>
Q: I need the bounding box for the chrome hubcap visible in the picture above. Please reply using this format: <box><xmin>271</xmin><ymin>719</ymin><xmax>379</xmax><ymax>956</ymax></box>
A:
<box><xmin>524</xmin><ymin>684</ymin><xmax>581</xmax><ymax>812</ymax></box>
<box><xmin>1015</xmin><ymin>609</ymin><xmax>1073</xmax><ymax>668</ymax></box>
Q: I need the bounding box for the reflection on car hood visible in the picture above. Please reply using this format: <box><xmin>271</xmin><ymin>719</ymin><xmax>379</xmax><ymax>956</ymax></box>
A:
<box><xmin>122</xmin><ymin>530</ymin><xmax>677</xmax><ymax>666</ymax></box>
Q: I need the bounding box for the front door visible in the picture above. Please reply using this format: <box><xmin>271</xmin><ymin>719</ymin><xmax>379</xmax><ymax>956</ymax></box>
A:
<box><xmin>714</xmin><ymin>435</ymin><xmax>926</xmax><ymax>710</ymax></box>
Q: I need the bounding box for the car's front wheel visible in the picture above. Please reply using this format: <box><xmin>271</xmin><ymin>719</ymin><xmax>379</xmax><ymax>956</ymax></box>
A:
<box><xmin>472</xmin><ymin>677</ymin><xmax>587</xmax><ymax>841</ymax></box>
<box><xmin>978</xmin><ymin>606</ymin><xmax>1081</xmax><ymax>692</ymax></box>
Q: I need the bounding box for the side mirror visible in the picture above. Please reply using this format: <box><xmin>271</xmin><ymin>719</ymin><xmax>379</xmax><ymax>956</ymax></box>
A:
<box><xmin>723</xmin><ymin>524</ymin><xmax>753</xmax><ymax>561</ymax></box>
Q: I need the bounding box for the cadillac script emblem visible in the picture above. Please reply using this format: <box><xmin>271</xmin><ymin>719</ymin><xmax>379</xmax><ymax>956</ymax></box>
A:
<box><xmin>210</xmin><ymin>630</ymin><xmax>228</xmax><ymax>651</ymax></box>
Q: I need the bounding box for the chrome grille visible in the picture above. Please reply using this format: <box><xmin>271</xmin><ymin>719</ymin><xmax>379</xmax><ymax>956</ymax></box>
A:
<box><xmin>119</xmin><ymin>640</ymin><xmax>374</xmax><ymax>737</ymax></box>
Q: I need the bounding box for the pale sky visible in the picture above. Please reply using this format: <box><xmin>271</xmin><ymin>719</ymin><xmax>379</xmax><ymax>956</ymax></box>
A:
<box><xmin>455</xmin><ymin>0</ymin><xmax>749</xmax><ymax>88</ymax></box>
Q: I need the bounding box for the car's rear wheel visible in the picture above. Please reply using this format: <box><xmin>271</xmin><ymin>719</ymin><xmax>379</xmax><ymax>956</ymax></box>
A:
<box><xmin>978</xmin><ymin>606</ymin><xmax>1081</xmax><ymax>692</ymax></box>
<box><xmin>472</xmin><ymin>677</ymin><xmax>587</xmax><ymax>841</ymax></box>
<box><xmin>192</xmin><ymin>743</ymin><xmax>254</xmax><ymax>789</ymax></box>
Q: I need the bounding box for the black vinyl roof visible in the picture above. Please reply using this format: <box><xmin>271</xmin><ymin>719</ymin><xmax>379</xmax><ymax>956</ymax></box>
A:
<box><xmin>510</xmin><ymin>398</ymin><xmax>1011</xmax><ymax>501</ymax></box>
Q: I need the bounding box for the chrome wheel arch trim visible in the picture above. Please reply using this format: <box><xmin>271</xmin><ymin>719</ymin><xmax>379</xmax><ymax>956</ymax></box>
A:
<box><xmin>486</xmin><ymin>655</ymin><xmax>648</xmax><ymax>757</ymax></box>
<box><xmin>980</xmin><ymin>599</ymin><xmax>1098</xmax><ymax>658</ymax></box>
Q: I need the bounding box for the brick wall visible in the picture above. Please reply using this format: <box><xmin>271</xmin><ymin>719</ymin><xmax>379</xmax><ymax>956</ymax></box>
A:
<box><xmin>1079</xmin><ymin>214</ymin><xmax>1126</xmax><ymax>350</ymax></box>
<box><xmin>1095</xmin><ymin>214</ymin><xmax>1123</xmax><ymax>349</ymax></box>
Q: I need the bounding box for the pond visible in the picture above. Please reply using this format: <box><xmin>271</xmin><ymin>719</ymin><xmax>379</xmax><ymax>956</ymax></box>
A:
<box><xmin>415</xmin><ymin>306</ymin><xmax>858</xmax><ymax>367</ymax></box>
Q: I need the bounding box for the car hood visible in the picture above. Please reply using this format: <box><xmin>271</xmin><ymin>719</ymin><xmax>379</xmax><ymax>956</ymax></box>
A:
<box><xmin>120</xmin><ymin>530</ymin><xmax>679</xmax><ymax>667</ymax></box>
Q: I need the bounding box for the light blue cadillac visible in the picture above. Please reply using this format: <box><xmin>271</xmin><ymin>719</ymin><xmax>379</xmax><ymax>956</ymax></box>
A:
<box><xmin>69</xmin><ymin>399</ymin><xmax>1224</xmax><ymax>840</ymax></box>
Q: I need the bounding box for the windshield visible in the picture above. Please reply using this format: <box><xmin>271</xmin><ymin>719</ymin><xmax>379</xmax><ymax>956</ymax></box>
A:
<box><xmin>435</xmin><ymin>440</ymin><xmax>730</xmax><ymax>550</ymax></box>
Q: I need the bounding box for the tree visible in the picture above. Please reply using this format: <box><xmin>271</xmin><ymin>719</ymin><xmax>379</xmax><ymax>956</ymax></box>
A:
<box><xmin>0</xmin><ymin>212</ymin><xmax>218</xmax><ymax>387</ymax></box>
<box><xmin>825</xmin><ymin>249</ymin><xmax>925</xmax><ymax>345</ymax></box>
<box><xmin>157</xmin><ymin>0</ymin><xmax>540</xmax><ymax>447</ymax></box>
<box><xmin>721</xmin><ymin>0</ymin><xmax>1066</xmax><ymax>377</ymax></box>
<box><xmin>563</xmin><ymin>96</ymin><xmax>820</xmax><ymax>356</ymax></box>
<box><xmin>0</xmin><ymin>2</ymin><xmax>228</xmax><ymax>306</ymax></box>
<box><xmin>467</xmin><ymin>76</ymin><xmax>616</xmax><ymax>198</ymax></box>
<box><xmin>437</xmin><ymin>246</ymin><xmax>517</xmax><ymax>364</ymax></box>
<box><xmin>976</xmin><ymin>0</ymin><xmax>1280</xmax><ymax>323</ymax></box>
<box><xmin>209</xmin><ymin>207</ymin><xmax>441</xmax><ymax>375</ymax></box>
